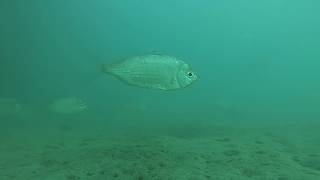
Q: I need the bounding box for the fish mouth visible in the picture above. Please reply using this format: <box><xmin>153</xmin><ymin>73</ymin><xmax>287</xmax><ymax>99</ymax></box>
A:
<box><xmin>194</xmin><ymin>73</ymin><xmax>199</xmax><ymax>80</ymax></box>
<box><xmin>191</xmin><ymin>72</ymin><xmax>199</xmax><ymax>82</ymax></box>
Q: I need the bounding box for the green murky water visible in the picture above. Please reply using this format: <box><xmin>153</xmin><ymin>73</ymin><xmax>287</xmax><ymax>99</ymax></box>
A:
<box><xmin>1</xmin><ymin>1</ymin><xmax>320</xmax><ymax>179</ymax></box>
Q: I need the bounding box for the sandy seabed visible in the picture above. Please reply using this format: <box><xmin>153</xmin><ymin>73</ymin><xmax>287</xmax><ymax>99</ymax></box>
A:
<box><xmin>1</xmin><ymin>122</ymin><xmax>320</xmax><ymax>180</ymax></box>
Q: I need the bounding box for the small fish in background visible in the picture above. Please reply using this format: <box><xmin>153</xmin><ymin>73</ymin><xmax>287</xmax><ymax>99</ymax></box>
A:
<box><xmin>49</xmin><ymin>97</ymin><xmax>87</xmax><ymax>115</ymax></box>
<box><xmin>101</xmin><ymin>54</ymin><xmax>198</xmax><ymax>90</ymax></box>
<box><xmin>0</xmin><ymin>98</ymin><xmax>22</xmax><ymax>116</ymax></box>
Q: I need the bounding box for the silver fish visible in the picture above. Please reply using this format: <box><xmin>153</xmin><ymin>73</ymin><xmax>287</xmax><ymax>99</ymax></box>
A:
<box><xmin>102</xmin><ymin>54</ymin><xmax>198</xmax><ymax>90</ymax></box>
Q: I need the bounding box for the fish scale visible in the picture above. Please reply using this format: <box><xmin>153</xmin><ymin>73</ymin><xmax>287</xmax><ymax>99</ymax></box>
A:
<box><xmin>102</xmin><ymin>54</ymin><xmax>198</xmax><ymax>90</ymax></box>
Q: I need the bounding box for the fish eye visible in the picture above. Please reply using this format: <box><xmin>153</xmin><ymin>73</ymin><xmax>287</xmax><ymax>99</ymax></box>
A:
<box><xmin>187</xmin><ymin>72</ymin><xmax>193</xmax><ymax>77</ymax></box>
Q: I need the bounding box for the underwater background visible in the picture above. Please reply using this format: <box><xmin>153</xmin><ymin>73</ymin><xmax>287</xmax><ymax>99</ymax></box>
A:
<box><xmin>1</xmin><ymin>0</ymin><xmax>320</xmax><ymax>179</ymax></box>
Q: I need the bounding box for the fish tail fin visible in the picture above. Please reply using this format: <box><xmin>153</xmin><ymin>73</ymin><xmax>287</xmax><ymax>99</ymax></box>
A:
<box><xmin>101</xmin><ymin>64</ymin><xmax>111</xmax><ymax>74</ymax></box>
<box><xmin>101</xmin><ymin>64</ymin><xmax>107</xmax><ymax>73</ymax></box>
<box><xmin>101</xmin><ymin>63</ymin><xmax>119</xmax><ymax>75</ymax></box>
